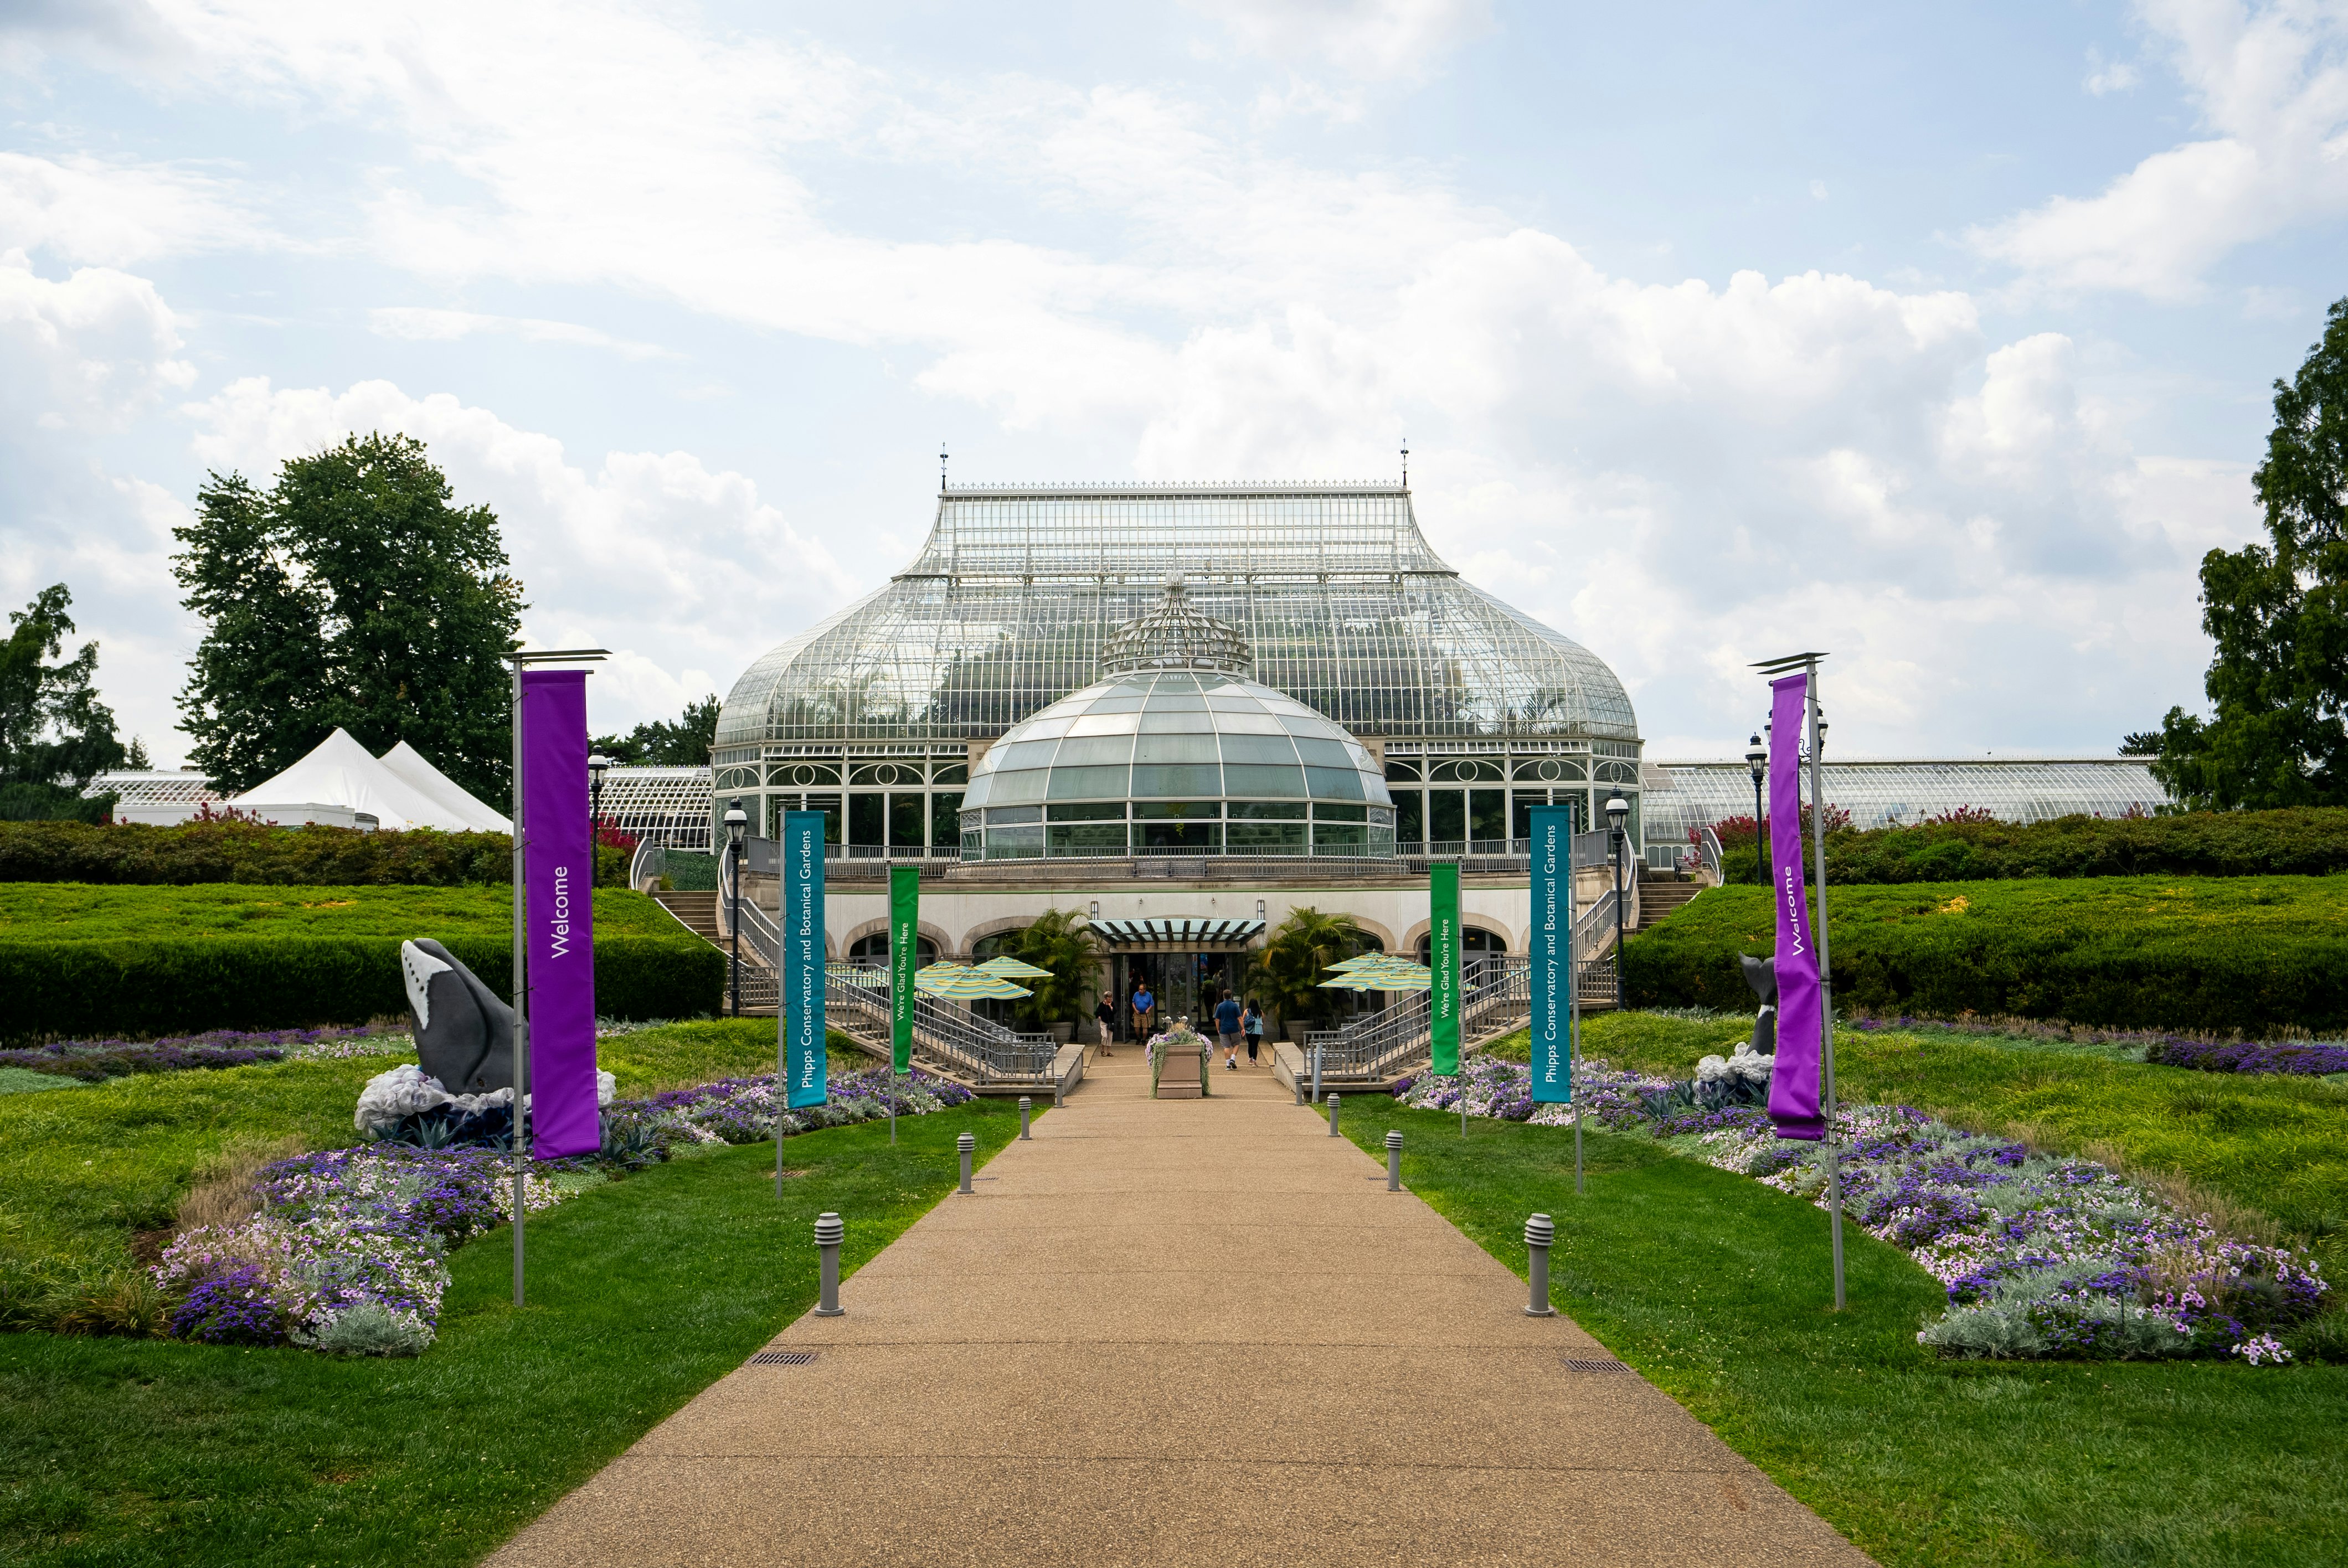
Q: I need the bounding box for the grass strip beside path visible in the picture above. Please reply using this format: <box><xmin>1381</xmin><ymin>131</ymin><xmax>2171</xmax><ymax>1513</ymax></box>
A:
<box><xmin>1335</xmin><ymin>1096</ymin><xmax>2348</xmax><ymax>1568</ymax></box>
<box><xmin>1572</xmin><ymin>1012</ymin><xmax>2348</xmax><ymax>1266</ymax></box>
<box><xmin>0</xmin><ymin>1100</ymin><xmax>1024</xmax><ymax>1567</ymax></box>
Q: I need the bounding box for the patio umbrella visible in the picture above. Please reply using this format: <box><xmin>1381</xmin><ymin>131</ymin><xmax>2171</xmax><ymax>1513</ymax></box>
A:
<box><xmin>1322</xmin><ymin>955</ymin><xmax>1391</xmax><ymax>972</ymax></box>
<box><xmin>916</xmin><ymin>964</ymin><xmax>1032</xmax><ymax>1000</ymax></box>
<box><xmin>975</xmin><ymin>956</ymin><xmax>1055</xmax><ymax>979</ymax></box>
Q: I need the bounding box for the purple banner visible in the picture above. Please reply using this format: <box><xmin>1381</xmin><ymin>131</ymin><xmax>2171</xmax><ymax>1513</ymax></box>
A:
<box><xmin>1766</xmin><ymin>673</ymin><xmax>1826</xmax><ymax>1141</ymax></box>
<box><xmin>523</xmin><ymin>669</ymin><xmax>598</xmax><ymax>1158</ymax></box>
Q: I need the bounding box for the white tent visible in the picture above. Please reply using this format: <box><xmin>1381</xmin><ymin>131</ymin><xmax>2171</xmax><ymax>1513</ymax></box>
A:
<box><xmin>378</xmin><ymin>740</ymin><xmax>512</xmax><ymax>833</ymax></box>
<box><xmin>233</xmin><ymin>728</ymin><xmax>480</xmax><ymax>832</ymax></box>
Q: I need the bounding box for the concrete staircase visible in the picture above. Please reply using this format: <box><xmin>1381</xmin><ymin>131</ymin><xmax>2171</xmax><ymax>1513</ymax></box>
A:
<box><xmin>651</xmin><ymin>890</ymin><xmax>778</xmax><ymax>1014</ymax></box>
<box><xmin>1638</xmin><ymin>873</ymin><xmax>1705</xmax><ymax>925</ymax></box>
<box><xmin>651</xmin><ymin>890</ymin><xmax>721</xmax><ymax>942</ymax></box>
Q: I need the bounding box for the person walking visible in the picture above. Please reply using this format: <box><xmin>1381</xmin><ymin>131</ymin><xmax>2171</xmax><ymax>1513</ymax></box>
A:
<box><xmin>1214</xmin><ymin>988</ymin><xmax>1243</xmax><ymax>1071</ymax></box>
<box><xmin>1243</xmin><ymin>996</ymin><xmax>1264</xmax><ymax>1064</ymax></box>
<box><xmin>1094</xmin><ymin>994</ymin><xmax>1117</xmax><ymax>1056</ymax></box>
<box><xmin>1131</xmin><ymin>979</ymin><xmax>1155</xmax><ymax>1048</ymax></box>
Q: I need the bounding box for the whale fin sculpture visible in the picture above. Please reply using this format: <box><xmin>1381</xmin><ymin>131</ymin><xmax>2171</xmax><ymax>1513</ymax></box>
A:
<box><xmin>1738</xmin><ymin>952</ymin><xmax>1779</xmax><ymax>1057</ymax></box>
<box><xmin>400</xmin><ymin>938</ymin><xmax>516</xmax><ymax>1095</ymax></box>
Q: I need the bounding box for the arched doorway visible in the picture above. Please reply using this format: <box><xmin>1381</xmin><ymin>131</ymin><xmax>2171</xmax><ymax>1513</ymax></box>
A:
<box><xmin>1417</xmin><ymin>926</ymin><xmax>1507</xmax><ymax>962</ymax></box>
<box><xmin>848</xmin><ymin>931</ymin><xmax>938</xmax><ymax>964</ymax></box>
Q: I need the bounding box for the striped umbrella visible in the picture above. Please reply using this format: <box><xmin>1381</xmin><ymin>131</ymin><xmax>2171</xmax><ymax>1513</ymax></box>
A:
<box><xmin>975</xmin><ymin>956</ymin><xmax>1055</xmax><ymax>979</ymax></box>
<box><xmin>916</xmin><ymin>963</ymin><xmax>1032</xmax><ymax>1000</ymax></box>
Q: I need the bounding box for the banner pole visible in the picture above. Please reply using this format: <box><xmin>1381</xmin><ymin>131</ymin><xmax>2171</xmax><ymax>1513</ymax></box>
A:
<box><xmin>508</xmin><ymin>654</ymin><xmax>527</xmax><ymax>1308</ymax></box>
<box><xmin>1806</xmin><ymin>657</ymin><xmax>1846</xmax><ymax>1312</ymax></box>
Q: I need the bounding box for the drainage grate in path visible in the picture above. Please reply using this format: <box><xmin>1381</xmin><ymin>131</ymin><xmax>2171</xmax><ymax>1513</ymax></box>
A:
<box><xmin>748</xmin><ymin>1350</ymin><xmax>819</xmax><ymax>1366</ymax></box>
<box><xmin>1560</xmin><ymin>1356</ymin><xmax>1631</xmax><ymax>1373</ymax></box>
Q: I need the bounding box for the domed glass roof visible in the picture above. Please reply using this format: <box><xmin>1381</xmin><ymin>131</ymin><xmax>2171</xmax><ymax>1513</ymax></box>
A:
<box><xmin>963</xmin><ymin>670</ymin><xmax>1392</xmax><ymax>812</ymax></box>
<box><xmin>714</xmin><ymin>483</ymin><xmax>1638</xmax><ymax>753</ymax></box>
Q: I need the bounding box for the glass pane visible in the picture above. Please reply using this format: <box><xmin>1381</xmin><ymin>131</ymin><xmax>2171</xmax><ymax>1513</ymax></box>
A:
<box><xmin>1133</xmin><ymin>763</ymin><xmax>1222</xmax><ymax>796</ymax></box>
<box><xmin>1047</xmin><ymin>765</ymin><xmax>1131</xmax><ymax>798</ymax></box>
<box><xmin>959</xmin><ymin>773</ymin><xmax>992</xmax><ymax>808</ymax></box>
<box><xmin>1313</xmin><ymin>822</ymin><xmax>1367</xmax><ymax>852</ymax></box>
<box><xmin>930</xmin><ymin>790</ymin><xmax>964</xmax><ymax>845</ymax></box>
<box><xmin>1429</xmin><ymin>789</ymin><xmax>1464</xmax><ymax>842</ymax></box>
<box><xmin>1137</xmin><ymin>819</ymin><xmax>1222</xmax><ymax>852</ymax></box>
<box><xmin>1139</xmin><ymin>710</ymin><xmax>1214</xmax><ymax>733</ymax></box>
<box><xmin>1132</xmin><ymin>801</ymin><xmax>1220</xmax><ymax>818</ymax></box>
<box><xmin>1218</xmin><ymin>734</ymin><xmax>1300</xmax><ymax>765</ymax></box>
<box><xmin>1226</xmin><ymin>821</ymin><xmax>1306</xmax><ymax>852</ymax></box>
<box><xmin>1384</xmin><ymin>759</ymin><xmax>1422</xmax><ymax>781</ymax></box>
<box><xmin>1303</xmin><ymin>766</ymin><xmax>1366</xmax><ymax>801</ymax></box>
<box><xmin>1134</xmin><ymin>734</ymin><xmax>1219</xmax><ymax>764</ymax></box>
<box><xmin>889</xmin><ymin>793</ymin><xmax>925</xmax><ymax>848</ymax></box>
<box><xmin>1047</xmin><ymin>802</ymin><xmax>1126</xmax><ymax>821</ymax></box>
<box><xmin>1313</xmin><ymin>803</ymin><xmax>1367</xmax><ymax>821</ymax></box>
<box><xmin>1470</xmin><ymin>788</ymin><xmax>1506</xmax><ymax>842</ymax></box>
<box><xmin>1293</xmin><ymin>738</ymin><xmax>1352</xmax><ymax>767</ymax></box>
<box><xmin>996</xmin><ymin>739</ymin><xmax>1060</xmax><ymax>768</ymax></box>
<box><xmin>849</xmin><ymin>793</ymin><xmax>885</xmax><ymax>847</ymax></box>
<box><xmin>985</xmin><ymin>825</ymin><xmax>1044</xmax><ymax>858</ymax></box>
<box><xmin>1054</xmin><ymin>734</ymin><xmax>1136</xmax><ymax>765</ymax></box>
<box><xmin>1227</xmin><ymin>801</ymin><xmax>1306</xmax><ymax>819</ymax></box>
<box><xmin>1211</xmin><ymin>712</ymin><xmax>1286</xmax><ymax>735</ymax></box>
<box><xmin>1048</xmin><ymin>821</ymin><xmax>1128</xmax><ymax>852</ymax></box>
<box><xmin>806</xmin><ymin>795</ymin><xmax>841</xmax><ymax>845</ymax></box>
<box><xmin>1394</xmin><ymin>790</ymin><xmax>1423</xmax><ymax>843</ymax></box>
<box><xmin>985</xmin><ymin>806</ymin><xmax>1042</xmax><ymax>824</ymax></box>
<box><xmin>931</xmin><ymin>764</ymin><xmax>969</xmax><ymax>785</ymax></box>
<box><xmin>1221</xmin><ymin>764</ymin><xmax>1305</xmax><ymax>797</ymax></box>
<box><xmin>990</xmin><ymin>769</ymin><xmax>1048</xmax><ymax>804</ymax></box>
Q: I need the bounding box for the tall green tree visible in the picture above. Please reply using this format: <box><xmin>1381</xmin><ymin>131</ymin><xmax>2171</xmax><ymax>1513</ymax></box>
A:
<box><xmin>174</xmin><ymin>434</ymin><xmax>525</xmax><ymax>800</ymax></box>
<box><xmin>2151</xmin><ymin>297</ymin><xmax>2348</xmax><ymax>809</ymax></box>
<box><xmin>593</xmin><ymin>693</ymin><xmax>722</xmax><ymax>766</ymax></box>
<box><xmin>0</xmin><ymin>584</ymin><xmax>126</xmax><ymax>788</ymax></box>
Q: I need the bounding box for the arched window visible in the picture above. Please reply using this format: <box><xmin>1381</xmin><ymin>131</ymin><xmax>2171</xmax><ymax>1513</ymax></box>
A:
<box><xmin>1417</xmin><ymin>926</ymin><xmax>1506</xmax><ymax>962</ymax></box>
<box><xmin>848</xmin><ymin>931</ymin><xmax>938</xmax><ymax>964</ymax></box>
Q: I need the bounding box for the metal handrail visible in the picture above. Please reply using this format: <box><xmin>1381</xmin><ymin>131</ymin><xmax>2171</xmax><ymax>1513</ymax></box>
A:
<box><xmin>627</xmin><ymin>838</ymin><xmax>668</xmax><ymax>893</ymax></box>
<box><xmin>1697</xmin><ymin>825</ymin><xmax>1724</xmax><ymax>885</ymax></box>
<box><xmin>1301</xmin><ymin>954</ymin><xmax>1531</xmax><ymax>1080</ymax></box>
<box><xmin>824</xmin><ymin>965</ymin><xmax>1060</xmax><ymax>1085</ymax></box>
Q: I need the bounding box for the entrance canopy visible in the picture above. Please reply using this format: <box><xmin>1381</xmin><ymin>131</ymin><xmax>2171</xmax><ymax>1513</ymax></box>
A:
<box><xmin>1087</xmin><ymin>917</ymin><xmax>1264</xmax><ymax>951</ymax></box>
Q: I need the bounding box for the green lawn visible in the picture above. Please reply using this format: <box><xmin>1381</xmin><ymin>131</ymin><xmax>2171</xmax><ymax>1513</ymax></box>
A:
<box><xmin>1558</xmin><ymin>1010</ymin><xmax>2348</xmax><ymax>1267</ymax></box>
<box><xmin>0</xmin><ymin>883</ymin><xmax>679</xmax><ymax>941</ymax></box>
<box><xmin>0</xmin><ymin>1100</ymin><xmax>1024</xmax><ymax>1567</ymax></box>
<box><xmin>0</xmin><ymin>1020</ymin><xmax>856</xmax><ymax>1317</ymax></box>
<box><xmin>1336</xmin><ymin>1096</ymin><xmax>2348</xmax><ymax>1567</ymax></box>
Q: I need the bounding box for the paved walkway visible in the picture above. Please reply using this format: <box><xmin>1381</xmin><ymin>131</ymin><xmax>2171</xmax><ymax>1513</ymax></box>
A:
<box><xmin>491</xmin><ymin>1049</ymin><xmax>1871</xmax><ymax>1567</ymax></box>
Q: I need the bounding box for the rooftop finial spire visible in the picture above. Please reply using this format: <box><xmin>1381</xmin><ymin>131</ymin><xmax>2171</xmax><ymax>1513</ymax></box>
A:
<box><xmin>1400</xmin><ymin>438</ymin><xmax>1410</xmax><ymax>488</ymax></box>
<box><xmin>940</xmin><ymin>443</ymin><xmax>949</xmax><ymax>494</ymax></box>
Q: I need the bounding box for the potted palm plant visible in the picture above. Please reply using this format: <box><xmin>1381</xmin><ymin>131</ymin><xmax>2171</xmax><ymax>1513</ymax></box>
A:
<box><xmin>1006</xmin><ymin>907</ymin><xmax>1103</xmax><ymax>1043</ymax></box>
<box><xmin>1257</xmin><ymin>906</ymin><xmax>1367</xmax><ymax>1043</ymax></box>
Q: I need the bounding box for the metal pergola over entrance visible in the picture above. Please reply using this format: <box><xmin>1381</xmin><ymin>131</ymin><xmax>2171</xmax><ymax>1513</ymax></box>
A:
<box><xmin>1088</xmin><ymin>919</ymin><xmax>1267</xmax><ymax>1043</ymax></box>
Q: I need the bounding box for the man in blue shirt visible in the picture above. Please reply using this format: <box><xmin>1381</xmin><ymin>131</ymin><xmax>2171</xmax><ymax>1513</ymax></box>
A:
<box><xmin>1214</xmin><ymin>988</ymin><xmax>1244</xmax><ymax>1071</ymax></box>
<box><xmin>1131</xmin><ymin>981</ymin><xmax>1155</xmax><ymax>1045</ymax></box>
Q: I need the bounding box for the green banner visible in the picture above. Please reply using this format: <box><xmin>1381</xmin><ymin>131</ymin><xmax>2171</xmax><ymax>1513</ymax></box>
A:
<box><xmin>889</xmin><ymin>864</ymin><xmax>919</xmax><ymax>1075</ymax></box>
<box><xmin>1430</xmin><ymin>860</ymin><xmax>1461</xmax><ymax>1076</ymax></box>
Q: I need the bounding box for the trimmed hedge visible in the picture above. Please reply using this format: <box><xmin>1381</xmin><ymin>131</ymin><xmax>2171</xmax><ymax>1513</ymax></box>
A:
<box><xmin>0</xmin><ymin>819</ymin><xmax>630</xmax><ymax>887</ymax></box>
<box><xmin>0</xmin><ymin>882</ymin><xmax>683</xmax><ymax>941</ymax></box>
<box><xmin>1770</xmin><ymin>808</ymin><xmax>2348</xmax><ymax>884</ymax></box>
<box><xmin>1623</xmin><ymin>876</ymin><xmax>2348</xmax><ymax>1034</ymax></box>
<box><xmin>0</xmin><ymin>935</ymin><xmax>725</xmax><ymax>1041</ymax></box>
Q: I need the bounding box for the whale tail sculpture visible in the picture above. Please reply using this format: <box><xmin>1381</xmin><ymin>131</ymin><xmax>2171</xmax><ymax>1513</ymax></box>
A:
<box><xmin>400</xmin><ymin>938</ymin><xmax>517</xmax><ymax>1095</ymax></box>
<box><xmin>1738</xmin><ymin>952</ymin><xmax>1779</xmax><ymax>1057</ymax></box>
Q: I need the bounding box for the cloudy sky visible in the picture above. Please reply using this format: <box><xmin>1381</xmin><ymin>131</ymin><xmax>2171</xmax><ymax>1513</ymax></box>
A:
<box><xmin>3</xmin><ymin>0</ymin><xmax>2345</xmax><ymax>765</ymax></box>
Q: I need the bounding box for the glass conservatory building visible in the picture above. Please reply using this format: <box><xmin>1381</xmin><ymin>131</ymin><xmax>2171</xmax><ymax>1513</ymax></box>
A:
<box><xmin>714</xmin><ymin>482</ymin><xmax>1642</xmax><ymax>859</ymax></box>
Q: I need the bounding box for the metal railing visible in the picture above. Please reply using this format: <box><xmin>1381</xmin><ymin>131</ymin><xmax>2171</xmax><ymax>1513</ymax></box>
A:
<box><xmin>628</xmin><ymin>838</ymin><xmax>668</xmax><ymax>893</ymax></box>
<box><xmin>823</xmin><ymin>966</ymin><xmax>1062</xmax><ymax>1087</ymax></box>
<box><xmin>1300</xmin><ymin>954</ymin><xmax>1531</xmax><ymax>1082</ymax></box>
<box><xmin>715</xmin><ymin>848</ymin><xmax>781</xmax><ymax>1011</ymax></box>
<box><xmin>1697</xmin><ymin>825</ymin><xmax>1724</xmax><ymax>885</ymax></box>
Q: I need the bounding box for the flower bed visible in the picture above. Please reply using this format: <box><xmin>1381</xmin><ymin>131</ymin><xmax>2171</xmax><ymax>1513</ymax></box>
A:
<box><xmin>2144</xmin><ymin>1037</ymin><xmax>2348</xmax><ymax>1077</ymax></box>
<box><xmin>1390</xmin><ymin>1053</ymin><xmax>2330</xmax><ymax>1362</ymax></box>
<box><xmin>150</xmin><ymin>1066</ymin><xmax>978</xmax><ymax>1355</ymax></box>
<box><xmin>1853</xmin><ymin>1012</ymin><xmax>2348</xmax><ymax>1076</ymax></box>
<box><xmin>0</xmin><ymin>1024</ymin><xmax>400</xmax><ymax>1081</ymax></box>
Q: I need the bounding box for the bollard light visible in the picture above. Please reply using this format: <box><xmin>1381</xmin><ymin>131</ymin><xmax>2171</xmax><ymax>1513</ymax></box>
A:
<box><xmin>1386</xmin><ymin>1128</ymin><xmax>1403</xmax><ymax>1192</ymax></box>
<box><xmin>957</xmin><ymin>1131</ymin><xmax>975</xmax><ymax>1194</ymax></box>
<box><xmin>1523</xmin><ymin>1212</ymin><xmax>1557</xmax><ymax>1318</ymax></box>
<box><xmin>813</xmin><ymin>1211</ymin><xmax>845</xmax><ymax>1317</ymax></box>
<box><xmin>1018</xmin><ymin>1096</ymin><xmax>1032</xmax><ymax>1141</ymax></box>
<box><xmin>1327</xmin><ymin>1093</ymin><xmax>1341</xmax><ymax>1137</ymax></box>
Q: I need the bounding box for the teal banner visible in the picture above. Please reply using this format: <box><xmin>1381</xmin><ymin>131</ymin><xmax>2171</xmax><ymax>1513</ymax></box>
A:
<box><xmin>1430</xmin><ymin>860</ymin><xmax>1461</xmax><ymax>1076</ymax></box>
<box><xmin>1529</xmin><ymin>806</ymin><xmax>1573</xmax><ymax>1103</ymax></box>
<box><xmin>782</xmin><ymin>811</ymin><xmax>827</xmax><ymax>1109</ymax></box>
<box><xmin>889</xmin><ymin>864</ymin><xmax>918</xmax><ymax>1074</ymax></box>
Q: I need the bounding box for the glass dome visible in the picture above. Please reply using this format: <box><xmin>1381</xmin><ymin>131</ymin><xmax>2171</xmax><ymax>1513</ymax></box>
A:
<box><xmin>961</xmin><ymin>669</ymin><xmax>1395</xmax><ymax>859</ymax></box>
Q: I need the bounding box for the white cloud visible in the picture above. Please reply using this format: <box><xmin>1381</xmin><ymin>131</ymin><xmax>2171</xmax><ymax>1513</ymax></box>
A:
<box><xmin>2084</xmin><ymin>47</ymin><xmax>2143</xmax><ymax>94</ymax></box>
<box><xmin>1974</xmin><ymin>0</ymin><xmax>2348</xmax><ymax>298</ymax></box>
<box><xmin>367</xmin><ymin>306</ymin><xmax>680</xmax><ymax>360</ymax></box>
<box><xmin>0</xmin><ymin>250</ymin><xmax>194</xmax><ymax>430</ymax></box>
<box><xmin>179</xmin><ymin>376</ymin><xmax>854</xmax><ymax>732</ymax></box>
<box><xmin>1182</xmin><ymin>0</ymin><xmax>1494</xmax><ymax>81</ymax></box>
<box><xmin>0</xmin><ymin>151</ymin><xmax>268</xmax><ymax>265</ymax></box>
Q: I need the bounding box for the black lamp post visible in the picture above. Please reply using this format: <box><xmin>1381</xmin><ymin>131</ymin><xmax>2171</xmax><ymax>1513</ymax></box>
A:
<box><xmin>589</xmin><ymin>753</ymin><xmax>611</xmax><ymax>876</ymax></box>
<box><xmin>1605</xmin><ymin>792</ymin><xmax>1630</xmax><ymax>1012</ymax></box>
<box><xmin>1744</xmin><ymin>733</ymin><xmax>1767</xmax><ymax>885</ymax></box>
<box><xmin>724</xmin><ymin>800</ymin><xmax>747</xmax><ymax>1018</ymax></box>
